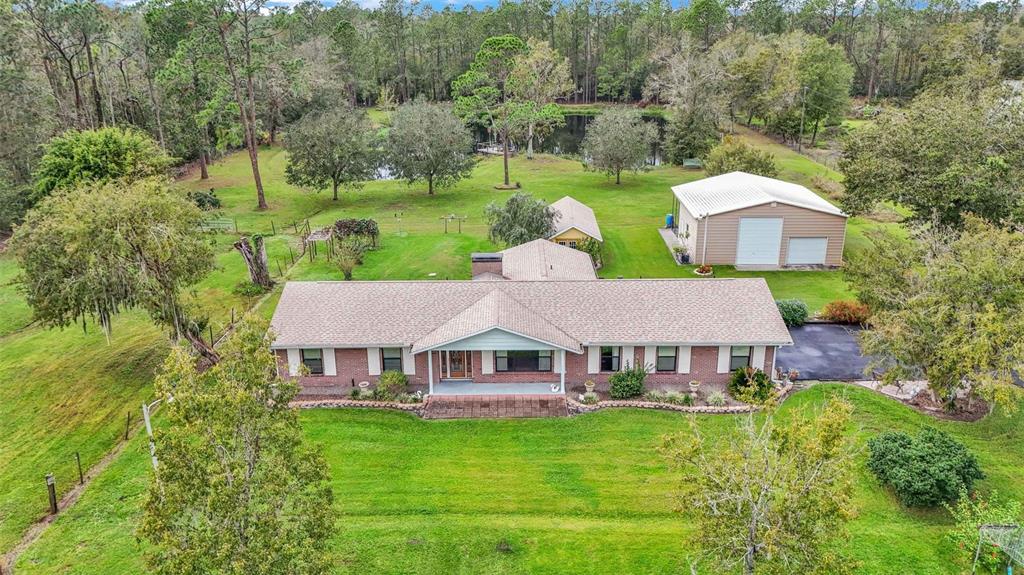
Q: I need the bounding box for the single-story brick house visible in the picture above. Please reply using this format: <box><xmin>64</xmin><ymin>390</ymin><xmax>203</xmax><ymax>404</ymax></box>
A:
<box><xmin>549</xmin><ymin>196</ymin><xmax>602</xmax><ymax>248</ymax></box>
<box><xmin>270</xmin><ymin>278</ymin><xmax>792</xmax><ymax>395</ymax></box>
<box><xmin>671</xmin><ymin>171</ymin><xmax>848</xmax><ymax>268</ymax></box>
<box><xmin>470</xmin><ymin>238</ymin><xmax>597</xmax><ymax>281</ymax></box>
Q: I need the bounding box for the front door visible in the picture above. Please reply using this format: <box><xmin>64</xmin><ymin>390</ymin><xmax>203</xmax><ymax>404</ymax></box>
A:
<box><xmin>446</xmin><ymin>351</ymin><xmax>471</xmax><ymax>378</ymax></box>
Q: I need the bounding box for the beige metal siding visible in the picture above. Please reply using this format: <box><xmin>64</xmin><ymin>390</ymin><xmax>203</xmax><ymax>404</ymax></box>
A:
<box><xmin>698</xmin><ymin>203</ymin><xmax>846</xmax><ymax>267</ymax></box>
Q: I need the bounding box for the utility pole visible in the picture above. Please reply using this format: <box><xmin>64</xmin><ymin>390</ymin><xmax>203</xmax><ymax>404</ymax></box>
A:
<box><xmin>798</xmin><ymin>86</ymin><xmax>808</xmax><ymax>154</ymax></box>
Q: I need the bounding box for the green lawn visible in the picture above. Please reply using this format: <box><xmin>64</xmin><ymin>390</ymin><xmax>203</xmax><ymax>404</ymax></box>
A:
<box><xmin>15</xmin><ymin>385</ymin><xmax>1024</xmax><ymax>574</ymax></box>
<box><xmin>2</xmin><ymin>129</ymin><xmax>894</xmax><ymax>557</ymax></box>
<box><xmin>181</xmin><ymin>137</ymin><xmax>894</xmax><ymax>310</ymax></box>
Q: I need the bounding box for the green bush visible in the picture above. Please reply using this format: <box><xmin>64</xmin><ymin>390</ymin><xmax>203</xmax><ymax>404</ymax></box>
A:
<box><xmin>727</xmin><ymin>368</ymin><xmax>776</xmax><ymax>405</ymax></box>
<box><xmin>644</xmin><ymin>390</ymin><xmax>693</xmax><ymax>406</ymax></box>
<box><xmin>232</xmin><ymin>281</ymin><xmax>269</xmax><ymax>298</ymax></box>
<box><xmin>581</xmin><ymin>391</ymin><xmax>599</xmax><ymax>405</ymax></box>
<box><xmin>375</xmin><ymin>370</ymin><xmax>408</xmax><ymax>401</ymax></box>
<box><xmin>776</xmin><ymin>299</ymin><xmax>809</xmax><ymax>327</ymax></box>
<box><xmin>187</xmin><ymin>188</ymin><xmax>222</xmax><ymax>210</ymax></box>
<box><xmin>608</xmin><ymin>363</ymin><xmax>649</xmax><ymax>399</ymax></box>
<box><xmin>867</xmin><ymin>428</ymin><xmax>985</xmax><ymax>508</ymax></box>
<box><xmin>945</xmin><ymin>489</ymin><xmax>1022</xmax><ymax>573</ymax></box>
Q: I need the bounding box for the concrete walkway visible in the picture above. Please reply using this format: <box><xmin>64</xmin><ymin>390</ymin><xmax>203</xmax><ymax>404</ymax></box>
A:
<box><xmin>657</xmin><ymin>227</ymin><xmax>686</xmax><ymax>266</ymax></box>
<box><xmin>424</xmin><ymin>394</ymin><xmax>568</xmax><ymax>419</ymax></box>
<box><xmin>433</xmin><ymin>380</ymin><xmax>562</xmax><ymax>395</ymax></box>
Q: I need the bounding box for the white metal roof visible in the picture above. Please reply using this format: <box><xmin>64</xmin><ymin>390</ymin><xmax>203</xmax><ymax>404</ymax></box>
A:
<box><xmin>671</xmin><ymin>172</ymin><xmax>847</xmax><ymax>218</ymax></box>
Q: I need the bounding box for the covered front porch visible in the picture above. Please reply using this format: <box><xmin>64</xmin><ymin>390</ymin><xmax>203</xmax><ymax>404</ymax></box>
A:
<box><xmin>425</xmin><ymin>347</ymin><xmax>568</xmax><ymax>396</ymax></box>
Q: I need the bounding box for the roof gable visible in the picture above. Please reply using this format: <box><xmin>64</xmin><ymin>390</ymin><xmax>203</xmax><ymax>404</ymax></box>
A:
<box><xmin>549</xmin><ymin>196</ymin><xmax>603</xmax><ymax>242</ymax></box>
<box><xmin>411</xmin><ymin>289</ymin><xmax>581</xmax><ymax>353</ymax></box>
<box><xmin>498</xmin><ymin>239</ymin><xmax>596</xmax><ymax>281</ymax></box>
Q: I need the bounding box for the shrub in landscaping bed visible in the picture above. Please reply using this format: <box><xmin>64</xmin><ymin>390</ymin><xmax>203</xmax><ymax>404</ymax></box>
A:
<box><xmin>581</xmin><ymin>391</ymin><xmax>599</xmax><ymax>405</ymax></box>
<box><xmin>775</xmin><ymin>299</ymin><xmax>809</xmax><ymax>327</ymax></box>
<box><xmin>706</xmin><ymin>391</ymin><xmax>727</xmax><ymax>407</ymax></box>
<box><xmin>727</xmin><ymin>368</ymin><xmax>775</xmax><ymax>405</ymax></box>
<box><xmin>821</xmin><ymin>300</ymin><xmax>871</xmax><ymax>324</ymax></box>
<box><xmin>867</xmin><ymin>428</ymin><xmax>984</xmax><ymax>508</ymax></box>
<box><xmin>374</xmin><ymin>370</ymin><xmax>408</xmax><ymax>401</ymax></box>
<box><xmin>643</xmin><ymin>390</ymin><xmax>693</xmax><ymax>406</ymax></box>
<box><xmin>608</xmin><ymin>364</ymin><xmax>649</xmax><ymax>399</ymax></box>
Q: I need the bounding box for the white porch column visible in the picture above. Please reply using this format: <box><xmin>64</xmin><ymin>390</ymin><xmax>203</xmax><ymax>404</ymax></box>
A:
<box><xmin>427</xmin><ymin>351</ymin><xmax>434</xmax><ymax>394</ymax></box>
<box><xmin>559</xmin><ymin>349</ymin><xmax>566</xmax><ymax>393</ymax></box>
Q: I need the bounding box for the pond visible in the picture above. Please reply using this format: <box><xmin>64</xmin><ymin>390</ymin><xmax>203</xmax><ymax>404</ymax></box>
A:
<box><xmin>474</xmin><ymin>113</ymin><xmax>668</xmax><ymax>166</ymax></box>
<box><xmin>374</xmin><ymin>113</ymin><xmax>668</xmax><ymax>180</ymax></box>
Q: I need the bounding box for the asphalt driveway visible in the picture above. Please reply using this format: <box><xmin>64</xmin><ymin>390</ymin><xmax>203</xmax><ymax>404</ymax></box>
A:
<box><xmin>775</xmin><ymin>323</ymin><xmax>870</xmax><ymax>381</ymax></box>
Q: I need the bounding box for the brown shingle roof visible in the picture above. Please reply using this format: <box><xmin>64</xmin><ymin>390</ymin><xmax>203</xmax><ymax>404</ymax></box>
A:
<box><xmin>270</xmin><ymin>278</ymin><xmax>792</xmax><ymax>351</ymax></box>
<box><xmin>497</xmin><ymin>239</ymin><xmax>596</xmax><ymax>281</ymax></box>
<box><xmin>550</xmin><ymin>196</ymin><xmax>603</xmax><ymax>242</ymax></box>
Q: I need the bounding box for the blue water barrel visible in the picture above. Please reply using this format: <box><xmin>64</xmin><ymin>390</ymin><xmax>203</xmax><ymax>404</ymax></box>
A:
<box><xmin>666</xmin><ymin>213</ymin><xmax>674</xmax><ymax>228</ymax></box>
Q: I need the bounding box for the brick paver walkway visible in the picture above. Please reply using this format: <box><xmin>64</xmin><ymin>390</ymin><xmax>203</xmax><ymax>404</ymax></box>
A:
<box><xmin>423</xmin><ymin>394</ymin><xmax>568</xmax><ymax>419</ymax></box>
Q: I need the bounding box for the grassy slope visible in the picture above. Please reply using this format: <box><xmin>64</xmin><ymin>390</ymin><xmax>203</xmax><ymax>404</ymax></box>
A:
<box><xmin>0</xmin><ymin>233</ymin><xmax>299</xmax><ymax>551</ymax></box>
<box><xmin>16</xmin><ymin>385</ymin><xmax>1024</xmax><ymax>574</ymax></box>
<box><xmin>3</xmin><ymin>129</ymin><xmax>892</xmax><ymax>556</ymax></box>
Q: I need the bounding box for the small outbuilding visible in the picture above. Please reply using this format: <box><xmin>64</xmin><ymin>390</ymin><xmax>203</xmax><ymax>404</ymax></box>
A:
<box><xmin>671</xmin><ymin>172</ymin><xmax>848</xmax><ymax>269</ymax></box>
<box><xmin>549</xmin><ymin>196</ymin><xmax>602</xmax><ymax>248</ymax></box>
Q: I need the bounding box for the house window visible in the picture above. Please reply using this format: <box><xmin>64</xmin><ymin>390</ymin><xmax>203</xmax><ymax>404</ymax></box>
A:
<box><xmin>567</xmin><ymin>240</ymin><xmax>578</xmax><ymax>249</ymax></box>
<box><xmin>656</xmin><ymin>346</ymin><xmax>677</xmax><ymax>372</ymax></box>
<box><xmin>600</xmin><ymin>346</ymin><xmax>620</xmax><ymax>371</ymax></box>
<box><xmin>301</xmin><ymin>349</ymin><xmax>324</xmax><ymax>375</ymax></box>
<box><xmin>495</xmin><ymin>350</ymin><xmax>552</xmax><ymax>372</ymax></box>
<box><xmin>730</xmin><ymin>346</ymin><xmax>751</xmax><ymax>371</ymax></box>
<box><xmin>381</xmin><ymin>348</ymin><xmax>403</xmax><ymax>372</ymax></box>
<box><xmin>557</xmin><ymin>240</ymin><xmax>567</xmax><ymax>246</ymax></box>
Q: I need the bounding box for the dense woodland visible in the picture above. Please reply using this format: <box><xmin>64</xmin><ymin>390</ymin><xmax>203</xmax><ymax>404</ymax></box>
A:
<box><xmin>1</xmin><ymin>0</ymin><xmax>1023</xmax><ymax>228</ymax></box>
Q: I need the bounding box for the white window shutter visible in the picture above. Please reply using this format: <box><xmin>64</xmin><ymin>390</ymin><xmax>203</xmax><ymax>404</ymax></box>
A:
<box><xmin>366</xmin><ymin>347</ymin><xmax>381</xmax><ymax>376</ymax></box>
<box><xmin>286</xmin><ymin>349</ymin><xmax>301</xmax><ymax>376</ymax></box>
<box><xmin>621</xmin><ymin>346</ymin><xmax>634</xmax><ymax>370</ymax></box>
<box><xmin>322</xmin><ymin>348</ymin><xmax>336</xmax><ymax>376</ymax></box>
<box><xmin>752</xmin><ymin>346</ymin><xmax>766</xmax><ymax>372</ymax></box>
<box><xmin>481</xmin><ymin>350</ymin><xmax>494</xmax><ymax>374</ymax></box>
<box><xmin>402</xmin><ymin>348</ymin><xmax>416</xmax><ymax>375</ymax></box>
<box><xmin>587</xmin><ymin>346</ymin><xmax>600</xmax><ymax>374</ymax></box>
<box><xmin>717</xmin><ymin>346</ymin><xmax>731</xmax><ymax>374</ymax></box>
<box><xmin>677</xmin><ymin>346</ymin><xmax>691</xmax><ymax>374</ymax></box>
<box><xmin>643</xmin><ymin>346</ymin><xmax>656</xmax><ymax>367</ymax></box>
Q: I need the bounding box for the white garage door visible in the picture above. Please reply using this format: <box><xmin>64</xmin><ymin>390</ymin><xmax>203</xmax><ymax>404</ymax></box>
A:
<box><xmin>736</xmin><ymin>218</ymin><xmax>783</xmax><ymax>265</ymax></box>
<box><xmin>787</xmin><ymin>237</ymin><xmax>828</xmax><ymax>265</ymax></box>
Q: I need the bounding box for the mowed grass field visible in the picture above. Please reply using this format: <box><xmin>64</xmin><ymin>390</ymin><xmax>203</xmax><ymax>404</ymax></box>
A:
<box><xmin>176</xmin><ymin>127</ymin><xmax>895</xmax><ymax>310</ymax></box>
<box><xmin>3</xmin><ymin>126</ymin><xmax>897</xmax><ymax>563</ymax></box>
<box><xmin>14</xmin><ymin>385</ymin><xmax>1024</xmax><ymax>574</ymax></box>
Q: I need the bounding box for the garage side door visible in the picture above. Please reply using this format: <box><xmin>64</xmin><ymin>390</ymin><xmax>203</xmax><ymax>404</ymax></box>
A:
<box><xmin>736</xmin><ymin>218</ymin><xmax>783</xmax><ymax>265</ymax></box>
<box><xmin>787</xmin><ymin>237</ymin><xmax>828</xmax><ymax>265</ymax></box>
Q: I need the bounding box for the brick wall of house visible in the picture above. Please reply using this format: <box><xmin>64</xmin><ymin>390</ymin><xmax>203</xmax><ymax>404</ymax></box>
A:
<box><xmin>276</xmin><ymin>345</ymin><xmax>777</xmax><ymax>392</ymax></box>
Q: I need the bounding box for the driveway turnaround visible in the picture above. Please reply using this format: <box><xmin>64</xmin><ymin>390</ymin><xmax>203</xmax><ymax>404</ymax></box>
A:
<box><xmin>775</xmin><ymin>324</ymin><xmax>871</xmax><ymax>381</ymax></box>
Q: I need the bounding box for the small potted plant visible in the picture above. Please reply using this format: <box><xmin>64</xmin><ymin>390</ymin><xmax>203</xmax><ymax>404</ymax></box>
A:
<box><xmin>672</xmin><ymin>246</ymin><xmax>690</xmax><ymax>264</ymax></box>
<box><xmin>584</xmin><ymin>380</ymin><xmax>596</xmax><ymax>394</ymax></box>
<box><xmin>688</xmin><ymin>380</ymin><xmax>701</xmax><ymax>393</ymax></box>
<box><xmin>694</xmin><ymin>264</ymin><xmax>713</xmax><ymax>276</ymax></box>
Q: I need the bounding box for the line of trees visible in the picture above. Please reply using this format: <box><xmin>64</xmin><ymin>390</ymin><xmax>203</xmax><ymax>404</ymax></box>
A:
<box><xmin>2</xmin><ymin>0</ymin><xmax>1023</xmax><ymax>231</ymax></box>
